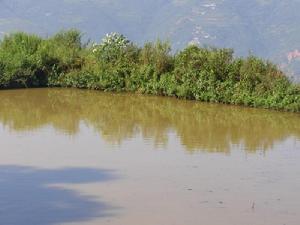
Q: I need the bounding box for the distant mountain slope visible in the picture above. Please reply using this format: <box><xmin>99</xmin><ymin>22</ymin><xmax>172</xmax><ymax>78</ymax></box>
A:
<box><xmin>0</xmin><ymin>0</ymin><xmax>299</xmax><ymax>79</ymax></box>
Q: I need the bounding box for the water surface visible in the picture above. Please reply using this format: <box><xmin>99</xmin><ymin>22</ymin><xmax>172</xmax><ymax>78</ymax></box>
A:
<box><xmin>0</xmin><ymin>88</ymin><xmax>299</xmax><ymax>225</ymax></box>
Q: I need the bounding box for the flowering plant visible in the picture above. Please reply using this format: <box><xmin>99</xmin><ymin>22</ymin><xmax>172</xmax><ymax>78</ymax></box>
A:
<box><xmin>92</xmin><ymin>32</ymin><xmax>130</xmax><ymax>62</ymax></box>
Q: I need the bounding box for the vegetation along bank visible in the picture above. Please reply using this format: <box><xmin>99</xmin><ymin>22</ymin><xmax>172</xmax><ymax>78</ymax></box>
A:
<box><xmin>0</xmin><ymin>30</ymin><xmax>299</xmax><ymax>112</ymax></box>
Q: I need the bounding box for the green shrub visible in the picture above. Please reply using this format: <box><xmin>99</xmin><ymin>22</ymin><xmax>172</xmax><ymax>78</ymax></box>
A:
<box><xmin>0</xmin><ymin>32</ymin><xmax>45</xmax><ymax>87</ymax></box>
<box><xmin>140</xmin><ymin>40</ymin><xmax>173</xmax><ymax>76</ymax></box>
<box><xmin>0</xmin><ymin>30</ymin><xmax>298</xmax><ymax>112</ymax></box>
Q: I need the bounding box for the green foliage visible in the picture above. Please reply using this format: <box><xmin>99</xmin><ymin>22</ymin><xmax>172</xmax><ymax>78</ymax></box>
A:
<box><xmin>92</xmin><ymin>32</ymin><xmax>131</xmax><ymax>63</ymax></box>
<box><xmin>0</xmin><ymin>30</ymin><xmax>299</xmax><ymax>112</ymax></box>
<box><xmin>140</xmin><ymin>40</ymin><xmax>173</xmax><ymax>75</ymax></box>
<box><xmin>0</xmin><ymin>30</ymin><xmax>84</xmax><ymax>88</ymax></box>
<box><xmin>0</xmin><ymin>32</ymin><xmax>45</xmax><ymax>87</ymax></box>
<box><xmin>38</xmin><ymin>29</ymin><xmax>84</xmax><ymax>86</ymax></box>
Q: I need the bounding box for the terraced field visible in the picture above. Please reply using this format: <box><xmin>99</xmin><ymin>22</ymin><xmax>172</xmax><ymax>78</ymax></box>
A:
<box><xmin>0</xmin><ymin>0</ymin><xmax>299</xmax><ymax>78</ymax></box>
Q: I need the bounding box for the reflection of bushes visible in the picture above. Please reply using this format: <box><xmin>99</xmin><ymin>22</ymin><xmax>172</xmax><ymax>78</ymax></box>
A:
<box><xmin>0</xmin><ymin>89</ymin><xmax>299</xmax><ymax>153</ymax></box>
<box><xmin>0</xmin><ymin>30</ymin><xmax>299</xmax><ymax>111</ymax></box>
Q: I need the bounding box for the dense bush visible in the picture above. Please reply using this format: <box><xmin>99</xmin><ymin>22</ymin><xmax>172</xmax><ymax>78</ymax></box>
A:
<box><xmin>0</xmin><ymin>33</ymin><xmax>44</xmax><ymax>87</ymax></box>
<box><xmin>0</xmin><ymin>30</ymin><xmax>299</xmax><ymax>112</ymax></box>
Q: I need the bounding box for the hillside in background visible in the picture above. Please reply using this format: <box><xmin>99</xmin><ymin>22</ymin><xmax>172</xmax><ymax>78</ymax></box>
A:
<box><xmin>0</xmin><ymin>0</ymin><xmax>299</xmax><ymax>79</ymax></box>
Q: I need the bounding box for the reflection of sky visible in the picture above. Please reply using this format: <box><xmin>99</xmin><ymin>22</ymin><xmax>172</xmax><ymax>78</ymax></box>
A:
<box><xmin>0</xmin><ymin>116</ymin><xmax>300</xmax><ymax>225</ymax></box>
<box><xmin>0</xmin><ymin>166</ymin><xmax>119</xmax><ymax>225</ymax></box>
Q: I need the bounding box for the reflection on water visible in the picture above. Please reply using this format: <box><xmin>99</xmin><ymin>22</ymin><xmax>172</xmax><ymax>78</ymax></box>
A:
<box><xmin>0</xmin><ymin>166</ymin><xmax>118</xmax><ymax>225</ymax></box>
<box><xmin>0</xmin><ymin>88</ymin><xmax>299</xmax><ymax>153</ymax></box>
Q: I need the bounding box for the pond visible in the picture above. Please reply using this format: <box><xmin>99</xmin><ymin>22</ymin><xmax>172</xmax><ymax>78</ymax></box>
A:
<box><xmin>0</xmin><ymin>88</ymin><xmax>299</xmax><ymax>225</ymax></box>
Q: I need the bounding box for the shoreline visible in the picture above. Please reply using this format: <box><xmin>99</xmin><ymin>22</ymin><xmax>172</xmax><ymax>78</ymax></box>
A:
<box><xmin>0</xmin><ymin>30</ymin><xmax>299</xmax><ymax>112</ymax></box>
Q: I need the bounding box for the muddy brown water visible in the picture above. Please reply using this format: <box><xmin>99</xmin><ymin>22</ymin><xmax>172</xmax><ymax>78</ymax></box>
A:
<box><xmin>0</xmin><ymin>88</ymin><xmax>299</xmax><ymax>225</ymax></box>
